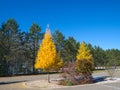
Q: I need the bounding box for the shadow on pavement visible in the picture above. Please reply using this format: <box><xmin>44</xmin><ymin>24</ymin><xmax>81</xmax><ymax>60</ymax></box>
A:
<box><xmin>0</xmin><ymin>80</ymin><xmax>27</xmax><ymax>85</ymax></box>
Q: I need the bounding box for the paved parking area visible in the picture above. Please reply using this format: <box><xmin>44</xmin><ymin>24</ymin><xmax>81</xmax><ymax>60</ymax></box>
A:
<box><xmin>0</xmin><ymin>71</ymin><xmax>120</xmax><ymax>90</ymax></box>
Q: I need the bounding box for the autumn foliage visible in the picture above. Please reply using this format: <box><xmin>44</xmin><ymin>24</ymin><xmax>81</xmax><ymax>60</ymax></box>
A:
<box><xmin>34</xmin><ymin>26</ymin><xmax>63</xmax><ymax>71</ymax></box>
<box><xmin>76</xmin><ymin>42</ymin><xmax>93</xmax><ymax>75</ymax></box>
<box><xmin>59</xmin><ymin>42</ymin><xmax>94</xmax><ymax>85</ymax></box>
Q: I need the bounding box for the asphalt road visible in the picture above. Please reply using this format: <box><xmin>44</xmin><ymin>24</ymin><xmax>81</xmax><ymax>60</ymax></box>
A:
<box><xmin>0</xmin><ymin>70</ymin><xmax>120</xmax><ymax>90</ymax></box>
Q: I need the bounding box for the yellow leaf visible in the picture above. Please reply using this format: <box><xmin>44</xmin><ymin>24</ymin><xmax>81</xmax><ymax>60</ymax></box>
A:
<box><xmin>34</xmin><ymin>27</ymin><xmax>63</xmax><ymax>71</ymax></box>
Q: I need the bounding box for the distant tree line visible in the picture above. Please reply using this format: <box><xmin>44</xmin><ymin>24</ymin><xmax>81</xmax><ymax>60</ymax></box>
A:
<box><xmin>0</xmin><ymin>19</ymin><xmax>120</xmax><ymax>76</ymax></box>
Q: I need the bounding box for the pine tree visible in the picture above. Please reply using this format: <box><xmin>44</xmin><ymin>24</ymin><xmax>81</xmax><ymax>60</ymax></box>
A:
<box><xmin>29</xmin><ymin>23</ymin><xmax>42</xmax><ymax>74</ymax></box>
<box><xmin>76</xmin><ymin>42</ymin><xmax>93</xmax><ymax>75</ymax></box>
<box><xmin>34</xmin><ymin>25</ymin><xmax>62</xmax><ymax>83</ymax></box>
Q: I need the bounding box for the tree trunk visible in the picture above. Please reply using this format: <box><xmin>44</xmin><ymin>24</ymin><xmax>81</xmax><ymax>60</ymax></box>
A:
<box><xmin>48</xmin><ymin>71</ymin><xmax>50</xmax><ymax>83</ymax></box>
<box><xmin>33</xmin><ymin>39</ymin><xmax>36</xmax><ymax>74</ymax></box>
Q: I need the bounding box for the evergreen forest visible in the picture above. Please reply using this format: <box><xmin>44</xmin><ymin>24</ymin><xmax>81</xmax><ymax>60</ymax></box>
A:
<box><xmin>0</xmin><ymin>19</ymin><xmax>120</xmax><ymax>76</ymax></box>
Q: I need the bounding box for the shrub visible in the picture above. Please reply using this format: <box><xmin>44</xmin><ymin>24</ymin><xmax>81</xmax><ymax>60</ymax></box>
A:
<box><xmin>59</xmin><ymin>79</ymin><xmax>73</xmax><ymax>86</ymax></box>
<box><xmin>59</xmin><ymin>62</ymin><xmax>93</xmax><ymax>86</ymax></box>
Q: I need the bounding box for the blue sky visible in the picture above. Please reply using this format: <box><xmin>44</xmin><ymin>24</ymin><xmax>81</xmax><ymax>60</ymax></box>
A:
<box><xmin>0</xmin><ymin>0</ymin><xmax>120</xmax><ymax>49</ymax></box>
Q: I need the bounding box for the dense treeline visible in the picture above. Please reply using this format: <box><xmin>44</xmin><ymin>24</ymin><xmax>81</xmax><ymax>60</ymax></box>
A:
<box><xmin>0</xmin><ymin>19</ymin><xmax>120</xmax><ymax>76</ymax></box>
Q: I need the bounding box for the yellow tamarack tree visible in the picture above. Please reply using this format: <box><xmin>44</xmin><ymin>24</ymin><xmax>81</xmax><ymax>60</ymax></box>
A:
<box><xmin>35</xmin><ymin>25</ymin><xmax>62</xmax><ymax>83</ymax></box>
<box><xmin>76</xmin><ymin>42</ymin><xmax>94</xmax><ymax>76</ymax></box>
